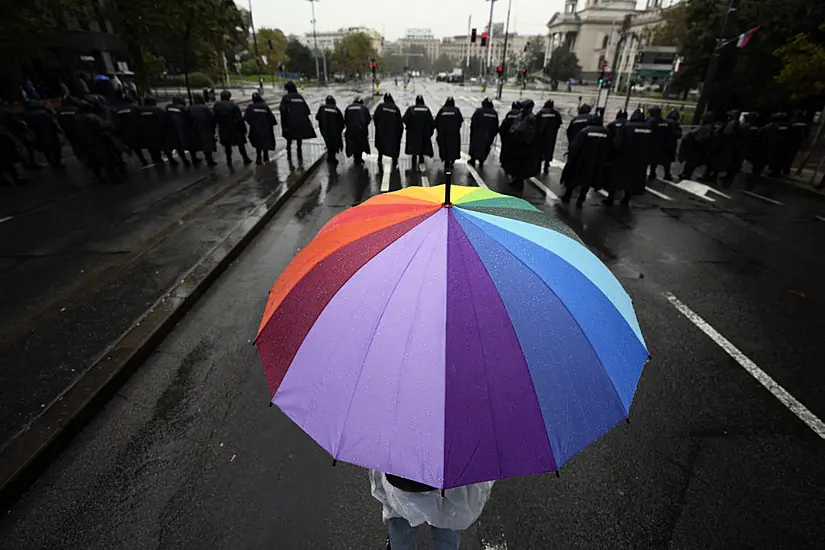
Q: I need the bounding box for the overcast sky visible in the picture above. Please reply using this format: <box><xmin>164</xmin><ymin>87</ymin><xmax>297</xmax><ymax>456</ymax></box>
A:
<box><xmin>240</xmin><ymin>0</ymin><xmax>572</xmax><ymax>41</ymax></box>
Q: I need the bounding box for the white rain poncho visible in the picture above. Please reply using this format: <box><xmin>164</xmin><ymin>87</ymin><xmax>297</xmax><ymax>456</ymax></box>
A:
<box><xmin>369</xmin><ymin>470</ymin><xmax>494</xmax><ymax>531</ymax></box>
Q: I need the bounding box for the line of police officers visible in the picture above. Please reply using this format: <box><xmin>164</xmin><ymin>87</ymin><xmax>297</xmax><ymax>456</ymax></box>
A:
<box><xmin>0</xmin><ymin>81</ymin><xmax>321</xmax><ymax>186</ymax></box>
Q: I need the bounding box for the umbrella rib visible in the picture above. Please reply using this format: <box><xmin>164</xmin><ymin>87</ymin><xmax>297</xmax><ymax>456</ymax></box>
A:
<box><xmin>457</xmin><ymin>212</ymin><xmax>630</xmax><ymax>417</ymax></box>
<box><xmin>332</xmin><ymin>235</ymin><xmax>434</xmax><ymax>460</ymax></box>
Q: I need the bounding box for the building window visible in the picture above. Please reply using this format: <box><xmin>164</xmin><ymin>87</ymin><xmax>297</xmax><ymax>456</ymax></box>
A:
<box><xmin>602</xmin><ymin>35</ymin><xmax>609</xmax><ymax>49</ymax></box>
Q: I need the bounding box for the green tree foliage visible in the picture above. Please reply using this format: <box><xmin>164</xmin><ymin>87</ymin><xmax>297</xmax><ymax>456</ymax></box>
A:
<box><xmin>255</xmin><ymin>28</ymin><xmax>289</xmax><ymax>73</ymax></box>
<box><xmin>775</xmin><ymin>23</ymin><xmax>825</xmax><ymax>101</ymax></box>
<box><xmin>524</xmin><ymin>37</ymin><xmax>546</xmax><ymax>72</ymax></box>
<box><xmin>432</xmin><ymin>54</ymin><xmax>454</xmax><ymax>74</ymax></box>
<box><xmin>545</xmin><ymin>50</ymin><xmax>581</xmax><ymax>82</ymax></box>
<box><xmin>0</xmin><ymin>0</ymin><xmax>82</xmax><ymax>66</ymax></box>
<box><xmin>285</xmin><ymin>38</ymin><xmax>315</xmax><ymax>76</ymax></box>
<box><xmin>330</xmin><ymin>31</ymin><xmax>378</xmax><ymax>77</ymax></box>
<box><xmin>656</xmin><ymin>0</ymin><xmax>825</xmax><ymax>112</ymax></box>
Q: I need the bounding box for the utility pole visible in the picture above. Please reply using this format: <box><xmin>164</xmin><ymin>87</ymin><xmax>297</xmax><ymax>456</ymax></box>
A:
<box><xmin>307</xmin><ymin>0</ymin><xmax>326</xmax><ymax>85</ymax></box>
<box><xmin>693</xmin><ymin>0</ymin><xmax>740</xmax><ymax>123</ymax></box>
<box><xmin>496</xmin><ymin>0</ymin><xmax>512</xmax><ymax>100</ymax></box>
<box><xmin>485</xmin><ymin>0</ymin><xmax>497</xmax><ymax>81</ymax></box>
<box><xmin>248</xmin><ymin>0</ymin><xmax>263</xmax><ymax>93</ymax></box>
<box><xmin>466</xmin><ymin>15</ymin><xmax>472</xmax><ymax>71</ymax></box>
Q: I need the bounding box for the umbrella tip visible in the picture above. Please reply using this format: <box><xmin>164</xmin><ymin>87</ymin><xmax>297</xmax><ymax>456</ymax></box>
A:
<box><xmin>555</xmin><ymin>470</ymin><xmax>561</xmax><ymax>478</ymax></box>
<box><xmin>268</xmin><ymin>402</ymin><xmax>273</xmax><ymax>408</ymax></box>
<box><xmin>332</xmin><ymin>459</ymin><xmax>337</xmax><ymax>467</ymax></box>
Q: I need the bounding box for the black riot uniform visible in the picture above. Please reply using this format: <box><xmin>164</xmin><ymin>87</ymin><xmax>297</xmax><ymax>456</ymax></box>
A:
<box><xmin>244</xmin><ymin>92</ymin><xmax>278</xmax><ymax>164</ymax></box>
<box><xmin>606</xmin><ymin>109</ymin><xmax>652</xmax><ymax>207</ymax></box>
<box><xmin>111</xmin><ymin>98</ymin><xmax>146</xmax><ymax>165</ymax></box>
<box><xmin>344</xmin><ymin>97</ymin><xmax>371</xmax><ymax>165</ymax></box>
<box><xmin>740</xmin><ymin>112</ymin><xmax>762</xmax><ymax>178</ymax></box>
<box><xmin>0</xmin><ymin>101</ymin><xmax>39</xmax><ymax>168</ymax></box>
<box><xmin>23</xmin><ymin>101</ymin><xmax>64</xmax><ymax>169</ymax></box>
<box><xmin>189</xmin><ymin>95</ymin><xmax>217</xmax><ymax>166</ymax></box>
<box><xmin>316</xmin><ymin>95</ymin><xmax>345</xmax><ymax>163</ymax></box>
<box><xmin>784</xmin><ymin>111</ymin><xmax>810</xmax><ymax>175</ymax></box>
<box><xmin>536</xmin><ymin>99</ymin><xmax>562</xmax><ymax>173</ymax></box>
<box><xmin>213</xmin><ymin>90</ymin><xmax>252</xmax><ymax>165</ymax></box>
<box><xmin>135</xmin><ymin>96</ymin><xmax>174</xmax><ymax>164</ymax></box>
<box><xmin>721</xmin><ymin>111</ymin><xmax>746</xmax><ymax>185</ymax></box>
<box><xmin>504</xmin><ymin>99</ymin><xmax>541</xmax><ymax>188</ymax></box>
<box><xmin>765</xmin><ymin>113</ymin><xmax>790</xmax><ymax>177</ymax></box>
<box><xmin>56</xmin><ymin>100</ymin><xmax>83</xmax><ymax>161</ymax></box>
<box><xmin>561</xmin><ymin>113</ymin><xmax>611</xmax><ymax>207</ymax></box>
<box><xmin>373</xmin><ymin>93</ymin><xmax>403</xmax><ymax>168</ymax></box>
<box><xmin>565</xmin><ymin>103</ymin><xmax>592</xmax><ymax>151</ymax></box>
<box><xmin>498</xmin><ymin>101</ymin><xmax>521</xmax><ymax>174</ymax></box>
<box><xmin>468</xmin><ymin>98</ymin><xmax>498</xmax><ymax>167</ymax></box>
<box><xmin>647</xmin><ymin>106</ymin><xmax>682</xmax><ymax>180</ymax></box>
<box><xmin>434</xmin><ymin>97</ymin><xmax>463</xmax><ymax>170</ymax></box>
<box><xmin>165</xmin><ymin>96</ymin><xmax>192</xmax><ymax>165</ymax></box>
<box><xmin>677</xmin><ymin>113</ymin><xmax>715</xmax><ymax>180</ymax></box>
<box><xmin>402</xmin><ymin>95</ymin><xmax>435</xmax><ymax>168</ymax></box>
<box><xmin>279</xmin><ymin>81</ymin><xmax>316</xmax><ymax>160</ymax></box>
<box><xmin>75</xmin><ymin>100</ymin><xmax>125</xmax><ymax>181</ymax></box>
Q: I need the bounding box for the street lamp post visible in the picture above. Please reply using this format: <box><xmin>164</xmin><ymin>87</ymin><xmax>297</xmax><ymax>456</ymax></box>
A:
<box><xmin>306</xmin><ymin>0</ymin><xmax>327</xmax><ymax>86</ymax></box>
<box><xmin>496</xmin><ymin>0</ymin><xmax>512</xmax><ymax>100</ymax></box>
<box><xmin>248</xmin><ymin>0</ymin><xmax>264</xmax><ymax>94</ymax></box>
<box><xmin>485</xmin><ymin>0</ymin><xmax>496</xmax><ymax>81</ymax></box>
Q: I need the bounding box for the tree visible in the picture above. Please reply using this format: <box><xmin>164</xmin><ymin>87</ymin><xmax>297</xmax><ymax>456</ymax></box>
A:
<box><xmin>775</xmin><ymin>24</ymin><xmax>825</xmax><ymax>102</ymax></box>
<box><xmin>524</xmin><ymin>37</ymin><xmax>546</xmax><ymax>72</ymax></box>
<box><xmin>655</xmin><ymin>0</ymin><xmax>825</xmax><ymax>112</ymax></box>
<box><xmin>285</xmin><ymin>38</ymin><xmax>315</xmax><ymax>76</ymax></box>
<box><xmin>545</xmin><ymin>50</ymin><xmax>581</xmax><ymax>82</ymax></box>
<box><xmin>255</xmin><ymin>28</ymin><xmax>289</xmax><ymax>73</ymax></box>
<box><xmin>433</xmin><ymin>54</ymin><xmax>454</xmax><ymax>73</ymax></box>
<box><xmin>331</xmin><ymin>31</ymin><xmax>376</xmax><ymax>77</ymax></box>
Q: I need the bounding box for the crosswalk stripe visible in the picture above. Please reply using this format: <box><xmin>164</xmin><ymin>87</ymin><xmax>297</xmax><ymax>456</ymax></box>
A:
<box><xmin>742</xmin><ymin>190</ymin><xmax>785</xmax><ymax>206</ymax></box>
<box><xmin>645</xmin><ymin>186</ymin><xmax>673</xmax><ymax>201</ymax></box>
<box><xmin>467</xmin><ymin>164</ymin><xmax>488</xmax><ymax>189</ymax></box>
<box><xmin>380</xmin><ymin>168</ymin><xmax>391</xmax><ymax>192</ymax></box>
<box><xmin>529</xmin><ymin>177</ymin><xmax>560</xmax><ymax>202</ymax></box>
<box><xmin>664</xmin><ymin>179</ymin><xmax>715</xmax><ymax>202</ymax></box>
<box><xmin>421</xmin><ymin>175</ymin><xmax>430</xmax><ymax>187</ymax></box>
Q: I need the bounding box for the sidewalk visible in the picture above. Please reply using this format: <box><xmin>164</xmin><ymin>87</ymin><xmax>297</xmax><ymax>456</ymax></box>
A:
<box><xmin>0</xmin><ymin>140</ymin><xmax>329</xmax><ymax>506</ymax></box>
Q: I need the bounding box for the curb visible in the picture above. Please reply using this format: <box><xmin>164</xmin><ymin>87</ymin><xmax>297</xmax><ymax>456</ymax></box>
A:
<box><xmin>0</xmin><ymin>154</ymin><xmax>326</xmax><ymax>512</ymax></box>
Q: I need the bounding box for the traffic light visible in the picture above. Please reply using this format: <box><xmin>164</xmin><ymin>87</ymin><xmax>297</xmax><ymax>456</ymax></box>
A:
<box><xmin>481</xmin><ymin>32</ymin><xmax>487</xmax><ymax>47</ymax></box>
<box><xmin>598</xmin><ymin>70</ymin><xmax>605</xmax><ymax>87</ymax></box>
<box><xmin>371</xmin><ymin>59</ymin><xmax>377</xmax><ymax>78</ymax></box>
<box><xmin>496</xmin><ymin>65</ymin><xmax>503</xmax><ymax>77</ymax></box>
<box><xmin>471</xmin><ymin>28</ymin><xmax>477</xmax><ymax>43</ymax></box>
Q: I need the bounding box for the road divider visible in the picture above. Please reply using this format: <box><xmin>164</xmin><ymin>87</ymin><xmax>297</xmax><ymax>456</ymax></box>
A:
<box><xmin>742</xmin><ymin>190</ymin><xmax>785</xmax><ymax>206</ymax></box>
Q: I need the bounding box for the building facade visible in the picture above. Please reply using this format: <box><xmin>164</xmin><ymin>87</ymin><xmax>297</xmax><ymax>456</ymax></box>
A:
<box><xmin>546</xmin><ymin>0</ymin><xmax>672</xmax><ymax>80</ymax></box>
<box><xmin>396</xmin><ymin>29</ymin><xmax>441</xmax><ymax>63</ymax></box>
<box><xmin>300</xmin><ymin>27</ymin><xmax>383</xmax><ymax>55</ymax></box>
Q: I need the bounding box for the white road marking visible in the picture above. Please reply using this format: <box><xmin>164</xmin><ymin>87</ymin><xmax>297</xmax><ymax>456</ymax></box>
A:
<box><xmin>645</xmin><ymin>186</ymin><xmax>673</xmax><ymax>201</ymax></box>
<box><xmin>380</xmin><ymin>167</ymin><xmax>391</xmax><ymax>192</ymax></box>
<box><xmin>664</xmin><ymin>179</ymin><xmax>715</xmax><ymax>202</ymax></box>
<box><xmin>597</xmin><ymin>189</ymin><xmax>609</xmax><ymax>197</ymax></box>
<box><xmin>549</xmin><ymin>159</ymin><xmax>566</xmax><ymax>170</ymax></box>
<box><xmin>421</xmin><ymin>175</ymin><xmax>430</xmax><ymax>187</ymax></box>
<box><xmin>141</xmin><ymin>163</ymin><xmax>156</xmax><ymax>170</ymax></box>
<box><xmin>529</xmin><ymin>177</ymin><xmax>560</xmax><ymax>202</ymax></box>
<box><xmin>0</xmin><ymin>216</ymin><xmax>14</xmax><ymax>224</ymax></box>
<box><xmin>816</xmin><ymin>215</ymin><xmax>825</xmax><ymax>223</ymax></box>
<box><xmin>742</xmin><ymin>190</ymin><xmax>785</xmax><ymax>206</ymax></box>
<box><xmin>705</xmin><ymin>187</ymin><xmax>732</xmax><ymax>199</ymax></box>
<box><xmin>458</xmin><ymin>152</ymin><xmax>488</xmax><ymax>189</ymax></box>
<box><xmin>665</xmin><ymin>292</ymin><xmax>825</xmax><ymax>440</ymax></box>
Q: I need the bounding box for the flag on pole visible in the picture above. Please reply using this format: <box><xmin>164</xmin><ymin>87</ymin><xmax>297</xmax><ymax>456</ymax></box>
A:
<box><xmin>736</xmin><ymin>26</ymin><xmax>760</xmax><ymax>48</ymax></box>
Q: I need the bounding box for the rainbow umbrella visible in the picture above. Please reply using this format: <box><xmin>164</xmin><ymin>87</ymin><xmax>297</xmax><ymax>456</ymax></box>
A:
<box><xmin>256</xmin><ymin>184</ymin><xmax>648</xmax><ymax>489</ymax></box>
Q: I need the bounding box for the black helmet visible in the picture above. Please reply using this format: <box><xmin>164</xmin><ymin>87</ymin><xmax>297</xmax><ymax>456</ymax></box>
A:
<box><xmin>521</xmin><ymin>99</ymin><xmax>535</xmax><ymax>113</ymax></box>
<box><xmin>701</xmin><ymin>112</ymin><xmax>715</xmax><ymax>124</ymax></box>
<box><xmin>415</xmin><ymin>95</ymin><xmax>425</xmax><ymax>106</ymax></box>
<box><xmin>482</xmin><ymin>97</ymin><xmax>493</xmax><ymax>108</ymax></box>
<box><xmin>544</xmin><ymin>99</ymin><xmax>555</xmax><ymax>110</ymax></box>
<box><xmin>252</xmin><ymin>92</ymin><xmax>263</xmax><ymax>103</ymax></box>
<box><xmin>615</xmin><ymin>110</ymin><xmax>628</xmax><ymax>120</ymax></box>
<box><xmin>354</xmin><ymin>96</ymin><xmax>364</xmax><ymax>105</ymax></box>
<box><xmin>172</xmin><ymin>95</ymin><xmax>186</xmax><ymax>106</ymax></box>
<box><xmin>588</xmin><ymin>113</ymin><xmax>603</xmax><ymax>126</ymax></box>
<box><xmin>144</xmin><ymin>96</ymin><xmax>157</xmax><ymax>106</ymax></box>
<box><xmin>666</xmin><ymin>109</ymin><xmax>680</xmax><ymax>121</ymax></box>
<box><xmin>512</xmin><ymin>101</ymin><xmax>519</xmax><ymax>109</ymax></box>
<box><xmin>193</xmin><ymin>94</ymin><xmax>205</xmax><ymax>105</ymax></box>
<box><xmin>446</xmin><ymin>97</ymin><xmax>455</xmax><ymax>107</ymax></box>
<box><xmin>578</xmin><ymin>103</ymin><xmax>591</xmax><ymax>114</ymax></box>
<box><xmin>384</xmin><ymin>93</ymin><xmax>394</xmax><ymax>103</ymax></box>
<box><xmin>649</xmin><ymin>105</ymin><xmax>662</xmax><ymax>117</ymax></box>
<box><xmin>285</xmin><ymin>81</ymin><xmax>297</xmax><ymax>93</ymax></box>
<box><xmin>220</xmin><ymin>90</ymin><xmax>231</xmax><ymax>101</ymax></box>
<box><xmin>325</xmin><ymin>95</ymin><xmax>335</xmax><ymax>105</ymax></box>
<box><xmin>630</xmin><ymin>109</ymin><xmax>645</xmax><ymax>122</ymax></box>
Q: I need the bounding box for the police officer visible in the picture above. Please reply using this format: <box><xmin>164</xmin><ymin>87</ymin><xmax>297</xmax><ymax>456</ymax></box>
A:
<box><xmin>506</xmin><ymin>99</ymin><xmax>541</xmax><ymax>189</ymax></box>
<box><xmin>536</xmin><ymin>99</ymin><xmax>562</xmax><ymax>173</ymax></box>
<box><xmin>606</xmin><ymin>109</ymin><xmax>652</xmax><ymax>207</ymax></box>
<box><xmin>561</xmin><ymin>113</ymin><xmax>610</xmax><ymax>207</ymax></box>
<box><xmin>565</xmin><ymin>103</ymin><xmax>592</xmax><ymax>150</ymax></box>
<box><xmin>166</xmin><ymin>96</ymin><xmax>193</xmax><ymax>166</ymax></box>
<box><xmin>279</xmin><ymin>81</ymin><xmax>316</xmax><ymax>161</ymax></box>
<box><xmin>316</xmin><ymin>95</ymin><xmax>345</xmax><ymax>164</ymax></box>
<box><xmin>435</xmin><ymin>97</ymin><xmax>463</xmax><ymax>171</ymax></box>
<box><xmin>244</xmin><ymin>92</ymin><xmax>278</xmax><ymax>164</ymax></box>
<box><xmin>784</xmin><ymin>110</ymin><xmax>809</xmax><ymax>175</ymax></box>
<box><xmin>135</xmin><ymin>96</ymin><xmax>175</xmax><ymax>165</ymax></box>
<box><xmin>498</xmin><ymin>101</ymin><xmax>521</xmax><ymax>174</ymax></box>
<box><xmin>111</xmin><ymin>97</ymin><xmax>146</xmax><ymax>165</ymax></box>
<box><xmin>23</xmin><ymin>100</ymin><xmax>64</xmax><ymax>169</ymax></box>
<box><xmin>402</xmin><ymin>95</ymin><xmax>435</xmax><ymax>170</ymax></box>
<box><xmin>213</xmin><ymin>90</ymin><xmax>252</xmax><ymax>165</ymax></box>
<box><xmin>373</xmin><ymin>93</ymin><xmax>403</xmax><ymax>169</ymax></box>
<box><xmin>189</xmin><ymin>95</ymin><xmax>218</xmax><ymax>166</ymax></box>
<box><xmin>647</xmin><ymin>106</ymin><xmax>681</xmax><ymax>181</ymax></box>
<box><xmin>677</xmin><ymin>113</ymin><xmax>715</xmax><ymax>181</ymax></box>
<box><xmin>468</xmin><ymin>98</ymin><xmax>498</xmax><ymax>168</ymax></box>
<box><xmin>344</xmin><ymin>96</ymin><xmax>371</xmax><ymax>166</ymax></box>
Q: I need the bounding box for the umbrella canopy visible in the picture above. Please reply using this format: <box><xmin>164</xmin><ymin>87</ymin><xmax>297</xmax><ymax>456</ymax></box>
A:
<box><xmin>92</xmin><ymin>74</ymin><xmax>110</xmax><ymax>81</ymax></box>
<box><xmin>256</xmin><ymin>185</ymin><xmax>648</xmax><ymax>489</ymax></box>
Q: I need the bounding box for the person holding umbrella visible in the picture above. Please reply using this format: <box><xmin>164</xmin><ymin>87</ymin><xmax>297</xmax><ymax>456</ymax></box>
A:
<box><xmin>435</xmin><ymin>97</ymin><xmax>463</xmax><ymax>171</ymax></box>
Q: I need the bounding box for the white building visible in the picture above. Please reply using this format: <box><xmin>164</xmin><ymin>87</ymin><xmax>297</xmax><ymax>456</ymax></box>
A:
<box><xmin>300</xmin><ymin>27</ymin><xmax>383</xmax><ymax>55</ymax></box>
<box><xmin>546</xmin><ymin>0</ymin><xmax>669</xmax><ymax>80</ymax></box>
<box><xmin>396</xmin><ymin>29</ymin><xmax>441</xmax><ymax>63</ymax></box>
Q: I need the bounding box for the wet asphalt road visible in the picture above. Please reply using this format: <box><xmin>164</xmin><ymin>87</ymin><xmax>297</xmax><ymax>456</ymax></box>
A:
<box><xmin>2</xmin><ymin>81</ymin><xmax>825</xmax><ymax>549</ymax></box>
